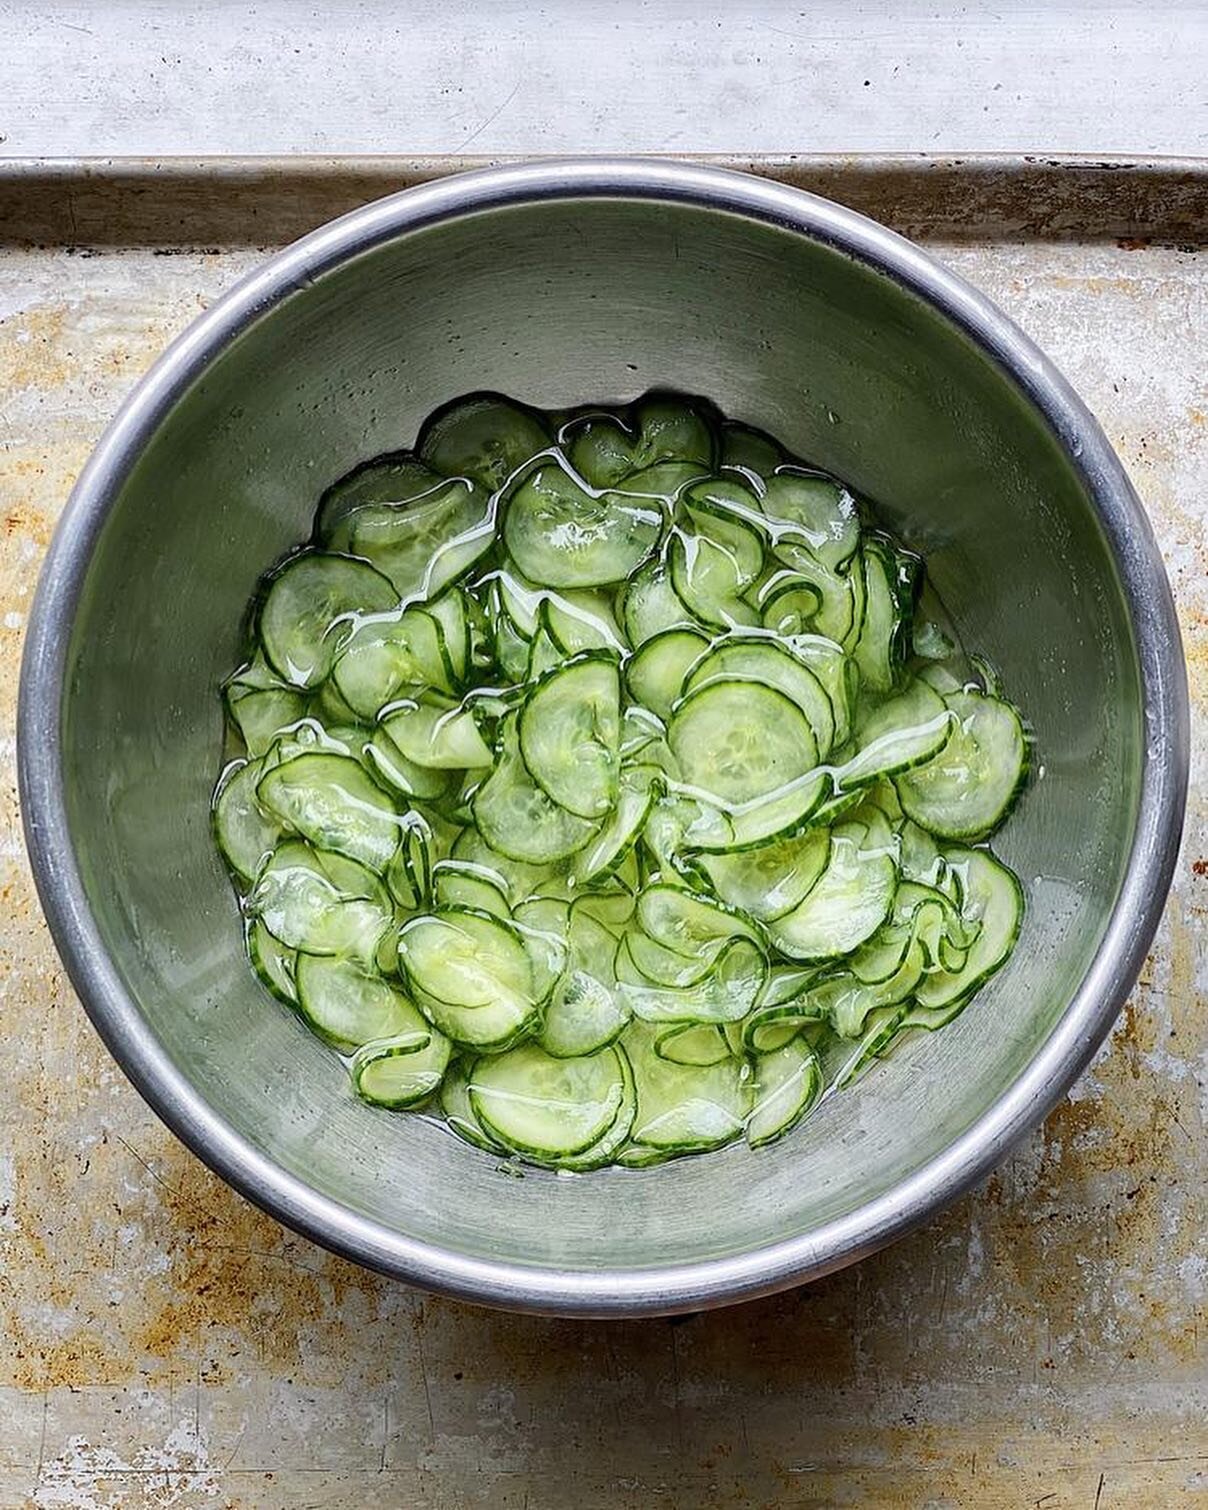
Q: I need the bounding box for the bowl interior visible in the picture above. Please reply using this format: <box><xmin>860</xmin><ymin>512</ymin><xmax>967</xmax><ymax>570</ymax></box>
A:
<box><xmin>59</xmin><ymin>193</ymin><xmax>1142</xmax><ymax>1283</ymax></box>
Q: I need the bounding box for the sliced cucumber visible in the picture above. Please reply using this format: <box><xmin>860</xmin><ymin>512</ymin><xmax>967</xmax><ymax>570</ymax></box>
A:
<box><xmin>625</xmin><ymin>1023</ymin><xmax>752</xmax><ymax>1152</ymax></box>
<box><xmin>379</xmin><ymin>698</ymin><xmax>493</xmax><ymax>770</ymax></box>
<box><xmin>259</xmin><ymin>554</ymin><xmax>397</xmax><ymax>689</ymax></box>
<box><xmin>746</xmin><ymin>1038</ymin><xmax>823</xmax><ymax>1148</ymax></box>
<box><xmin>364</xmin><ymin>726</ymin><xmax>455</xmax><ymax>802</ymax></box>
<box><xmin>914</xmin><ymin>848</ymin><xmax>1023</xmax><ymax>1009</ymax></box>
<box><xmin>440</xmin><ymin>1058</ymin><xmax>504</xmax><ymax>1151</ymax></box>
<box><xmin>625</xmin><ymin>628</ymin><xmax>710</xmax><ymax>721</ymax></box>
<box><xmin>564</xmin><ymin>411</ymin><xmax>637</xmax><ymax>488</ymax></box>
<box><xmin>568</xmin><ymin>764</ymin><xmax>658</xmax><ymax>886</ymax></box>
<box><xmin>628</xmin><ymin>394</ymin><xmax>718</xmax><ymax>472</ymax></box>
<box><xmin>214</xmin><ymin>758</ymin><xmax>282</xmax><ymax>882</ymax></box>
<box><xmin>852</xmin><ymin>539</ymin><xmax>907</xmax><ymax>695</ymax></box>
<box><xmin>295</xmin><ymin>952</ymin><xmax>419</xmax><ymax>1053</ymax></box>
<box><xmin>473</xmin><ymin>717</ymin><xmax>599</xmax><ymax>863</ymax></box>
<box><xmin>637</xmin><ymin>883</ymin><xmax>762</xmax><ymax>954</ymax></box>
<box><xmin>518</xmin><ymin>652</ymin><xmax>621</xmax><ymax>820</ymax></box>
<box><xmin>654</xmin><ymin>1022</ymin><xmax>732</xmax><ymax>1067</ymax></box>
<box><xmin>352</xmin><ymin>1017</ymin><xmax>452</xmax><ymax>1109</ymax></box>
<box><xmin>669</xmin><ymin>680</ymin><xmax>819</xmax><ymax>805</ymax></box>
<box><xmin>619</xmin><ymin>937</ymin><xmax>766</xmax><ymax>1024</ymax></box>
<box><xmin>720</xmin><ymin>420</ymin><xmax>783</xmax><ymax>475</ymax></box>
<box><xmin>418</xmin><ymin>393</ymin><xmax>551</xmax><ymax>492</ymax></box>
<box><xmin>248</xmin><ymin>841</ymin><xmax>392</xmax><ymax>962</ymax></box>
<box><xmin>683</xmin><ymin>638</ymin><xmax>835</xmax><ymax>756</ymax></box>
<box><xmin>619</xmin><ymin>557</ymin><xmax>699</xmax><ymax>647</ymax></box>
<box><xmin>504</xmin><ymin>463</ymin><xmax>662</xmax><ymax>588</ymax></box>
<box><xmin>895</xmin><ymin>689</ymin><xmax>1027</xmax><ymax>840</ymax></box>
<box><xmin>398</xmin><ymin>907</ymin><xmax>539</xmax><ymax>1049</ymax></box>
<box><xmin>538</xmin><ymin>908</ymin><xmax>630</xmax><ymax>1058</ymax></box>
<box><xmin>257</xmin><ymin>752</ymin><xmax>400</xmax><ymax>872</ymax></box>
<box><xmin>768</xmin><ymin>815</ymin><xmax>898</xmax><ymax>961</ymax></box>
<box><xmin>432</xmin><ymin>860</ymin><xmax>512</xmax><ymax>918</ymax></box>
<box><xmin>248</xmin><ymin>916</ymin><xmax>298</xmax><ymax>1004</ymax></box>
<box><xmin>761</xmin><ymin>468</ymin><xmax>860</xmax><ymax>572</ymax></box>
<box><xmin>837</xmin><ymin>678</ymin><xmax>951</xmax><ymax>790</ymax></box>
<box><xmin>224</xmin><ymin>655</ymin><xmax>309</xmax><ymax>758</ymax></box>
<box><xmin>470</xmin><ymin>1044</ymin><xmax>628</xmax><ymax>1158</ymax></box>
<box><xmin>698</xmin><ymin>825</ymin><xmax>830</xmax><ymax>923</ymax></box>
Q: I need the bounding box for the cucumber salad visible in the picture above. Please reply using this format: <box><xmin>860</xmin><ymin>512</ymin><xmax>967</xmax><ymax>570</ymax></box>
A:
<box><xmin>213</xmin><ymin>392</ymin><xmax>1028</xmax><ymax>1170</ymax></box>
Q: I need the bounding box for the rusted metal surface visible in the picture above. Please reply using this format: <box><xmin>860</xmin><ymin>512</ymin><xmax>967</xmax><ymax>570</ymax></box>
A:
<box><xmin>0</xmin><ymin>163</ymin><xmax>1204</xmax><ymax>1508</ymax></box>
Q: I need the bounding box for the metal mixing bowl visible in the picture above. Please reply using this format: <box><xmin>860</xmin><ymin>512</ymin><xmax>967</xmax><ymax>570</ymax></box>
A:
<box><xmin>18</xmin><ymin>160</ymin><xmax>1188</xmax><ymax>1316</ymax></box>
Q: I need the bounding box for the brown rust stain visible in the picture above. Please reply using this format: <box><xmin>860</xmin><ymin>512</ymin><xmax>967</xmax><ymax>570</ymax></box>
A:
<box><xmin>0</xmin><ymin>303</ymin><xmax>73</xmax><ymax>392</ymax></box>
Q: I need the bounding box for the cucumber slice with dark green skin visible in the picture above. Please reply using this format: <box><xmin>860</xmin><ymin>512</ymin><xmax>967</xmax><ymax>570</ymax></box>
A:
<box><xmin>683</xmin><ymin>638</ymin><xmax>835</xmax><ymax>755</ymax></box>
<box><xmin>628</xmin><ymin>395</ymin><xmax>719</xmax><ymax>473</ymax></box>
<box><xmin>448</xmin><ymin>825</ymin><xmax>558</xmax><ymax>905</ymax></box>
<box><xmin>398</xmin><ymin>907</ymin><xmax>539</xmax><ymax>1049</ymax></box>
<box><xmin>563</xmin><ymin>411</ymin><xmax>637</xmax><ymax>488</ymax></box>
<box><xmin>894</xmin><ymin>689</ymin><xmax>1028</xmax><ymax>840</ymax></box>
<box><xmin>625</xmin><ymin>627</ymin><xmax>710</xmax><ymax>721</ymax></box>
<box><xmin>379</xmin><ymin>698</ymin><xmax>493</xmax><ymax>770</ymax></box>
<box><xmin>213</xmin><ymin>758</ymin><xmax>282</xmax><ymax>882</ymax></box>
<box><xmin>624</xmin><ymin>1022</ymin><xmax>752</xmax><ymax>1153</ymax></box>
<box><xmin>257</xmin><ymin>752</ymin><xmax>401</xmax><ymax>872</ymax></box>
<box><xmin>318</xmin><ymin>454</ymin><xmax>443</xmax><ymax>537</ymax></box>
<box><xmin>224</xmin><ymin>654</ymin><xmax>309</xmax><ymax>757</ymax></box>
<box><xmin>538</xmin><ymin>909</ymin><xmax>630</xmax><ymax>1058</ymax></box>
<box><xmin>746</xmin><ymin>1038</ymin><xmax>823</xmax><ymax>1148</ymax></box>
<box><xmin>440</xmin><ymin>1058</ymin><xmax>505</xmax><ymax>1151</ymax></box>
<box><xmin>619</xmin><ymin>558</ymin><xmax>699</xmax><ymax>646</ymax></box>
<box><xmin>913</xmin><ymin>848</ymin><xmax>1023</xmax><ymax>1009</ymax></box>
<box><xmin>323</xmin><ymin>466</ymin><xmax>492</xmax><ymax>601</ymax></box>
<box><xmin>698</xmin><ymin>825</ymin><xmax>830</xmax><ymax>923</ymax></box>
<box><xmin>259</xmin><ymin>554</ymin><xmax>397</xmax><ymax>689</ymax></box>
<box><xmin>619</xmin><ymin>937</ymin><xmax>766</xmax><ymax>1024</ymax></box>
<box><xmin>248</xmin><ymin>842</ymin><xmax>393</xmax><ymax>962</ymax></box>
<box><xmin>668</xmin><ymin>527</ymin><xmax>761</xmax><ymax>630</ymax></box>
<box><xmin>617</xmin><ymin>929</ymin><xmax>722</xmax><ymax>990</ymax></box>
<box><xmin>248</xmin><ymin>917</ymin><xmax>298</xmax><ymax>1004</ymax></box>
<box><xmin>654</xmin><ymin>1022</ymin><xmax>732</xmax><ymax>1067</ymax></box>
<box><xmin>474</xmin><ymin>717</ymin><xmax>599</xmax><ymax>864</ymax></box>
<box><xmin>432</xmin><ymin>860</ymin><xmax>512</xmax><ymax>918</ymax></box>
<box><xmin>838</xmin><ymin>678</ymin><xmax>951</xmax><ymax>790</ymax></box>
<box><xmin>761</xmin><ymin>468</ymin><xmax>861</xmax><ymax>572</ymax></box>
<box><xmin>767</xmin><ymin>815</ymin><xmax>899</xmax><ymax>961</ymax></box>
<box><xmin>504</xmin><ymin>463</ymin><xmax>662</xmax><ymax>588</ymax></box>
<box><xmin>295</xmin><ymin>952</ymin><xmax>423</xmax><ymax>1053</ymax></box>
<box><xmin>352</xmin><ymin>1018</ymin><xmax>453</xmax><ymax>1109</ymax></box>
<box><xmin>541</xmin><ymin>592</ymin><xmax>625</xmax><ymax>656</ymax></box>
<box><xmin>470</xmin><ymin>1043</ymin><xmax>628</xmax><ymax>1158</ymax></box>
<box><xmin>636</xmin><ymin>883</ymin><xmax>762</xmax><ymax>954</ymax></box>
<box><xmin>720</xmin><ymin>420</ymin><xmax>783</xmax><ymax>475</ymax></box>
<box><xmin>364</xmin><ymin>727</ymin><xmax>456</xmax><ymax>802</ymax></box>
<box><xmin>568</xmin><ymin>764</ymin><xmax>658</xmax><ymax>887</ymax></box>
<box><xmin>418</xmin><ymin>393</ymin><xmax>551</xmax><ymax>492</ymax></box>
<box><xmin>518</xmin><ymin>652</ymin><xmax>621</xmax><ymax>820</ymax></box>
<box><xmin>852</xmin><ymin>540</ymin><xmax>908</xmax><ymax>695</ymax></box>
<box><xmin>669</xmin><ymin>679</ymin><xmax>819</xmax><ymax>806</ymax></box>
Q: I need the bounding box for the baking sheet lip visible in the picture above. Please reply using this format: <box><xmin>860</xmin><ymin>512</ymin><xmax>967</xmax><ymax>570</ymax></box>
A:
<box><xmin>1</xmin><ymin>151</ymin><xmax>1206</xmax><ymax>249</ymax></box>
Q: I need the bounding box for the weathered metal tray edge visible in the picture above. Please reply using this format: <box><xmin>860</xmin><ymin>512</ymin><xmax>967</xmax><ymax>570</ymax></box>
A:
<box><xmin>0</xmin><ymin>152</ymin><xmax>1205</xmax><ymax>246</ymax></box>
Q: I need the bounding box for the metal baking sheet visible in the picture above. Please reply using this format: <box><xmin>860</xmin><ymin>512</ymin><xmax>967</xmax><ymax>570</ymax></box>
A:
<box><xmin>0</xmin><ymin>156</ymin><xmax>1204</xmax><ymax>1510</ymax></box>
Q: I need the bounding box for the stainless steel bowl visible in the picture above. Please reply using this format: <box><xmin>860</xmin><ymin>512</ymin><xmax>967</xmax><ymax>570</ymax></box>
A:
<box><xmin>19</xmin><ymin>160</ymin><xmax>1188</xmax><ymax>1316</ymax></box>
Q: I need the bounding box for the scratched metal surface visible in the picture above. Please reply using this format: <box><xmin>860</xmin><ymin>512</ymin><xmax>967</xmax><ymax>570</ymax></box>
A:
<box><xmin>0</xmin><ymin>162</ymin><xmax>1204</xmax><ymax>1510</ymax></box>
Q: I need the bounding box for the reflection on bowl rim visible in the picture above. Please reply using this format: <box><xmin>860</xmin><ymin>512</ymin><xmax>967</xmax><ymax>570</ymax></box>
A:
<box><xmin>17</xmin><ymin>158</ymin><xmax>1189</xmax><ymax>1316</ymax></box>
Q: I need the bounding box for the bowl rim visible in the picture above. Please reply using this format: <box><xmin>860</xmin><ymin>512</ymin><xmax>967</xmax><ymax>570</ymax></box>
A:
<box><xmin>18</xmin><ymin>157</ymin><xmax>1190</xmax><ymax>1316</ymax></box>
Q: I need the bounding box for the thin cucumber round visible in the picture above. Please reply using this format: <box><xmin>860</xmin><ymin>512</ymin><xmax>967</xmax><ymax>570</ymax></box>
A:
<box><xmin>473</xmin><ymin>718</ymin><xmax>600</xmax><ymax>864</ymax></box>
<box><xmin>257</xmin><ymin>752</ymin><xmax>401</xmax><ymax>873</ymax></box>
<box><xmin>352</xmin><ymin>1020</ymin><xmax>452</xmax><ymax>1109</ymax></box>
<box><xmin>259</xmin><ymin>553</ymin><xmax>396</xmax><ymax>689</ymax></box>
<box><xmin>668</xmin><ymin>679</ymin><xmax>819</xmax><ymax>806</ymax></box>
<box><xmin>470</xmin><ymin>1044</ymin><xmax>628</xmax><ymax>1158</ymax></box>
<box><xmin>625</xmin><ymin>628</ymin><xmax>710</xmax><ymax>721</ymax></box>
<box><xmin>504</xmin><ymin>463</ymin><xmax>661</xmax><ymax>588</ymax></box>
<box><xmin>295</xmin><ymin>952</ymin><xmax>422</xmax><ymax>1053</ymax></box>
<box><xmin>418</xmin><ymin>393</ymin><xmax>551</xmax><ymax>492</ymax></box>
<box><xmin>894</xmin><ymin>689</ymin><xmax>1028</xmax><ymax>840</ymax></box>
<box><xmin>746</xmin><ymin>1038</ymin><xmax>823</xmax><ymax>1149</ymax></box>
<box><xmin>767</xmin><ymin>816</ymin><xmax>899</xmax><ymax>961</ymax></box>
<box><xmin>518</xmin><ymin>653</ymin><xmax>622</xmax><ymax>820</ymax></box>
<box><xmin>213</xmin><ymin>758</ymin><xmax>282</xmax><ymax>883</ymax></box>
<box><xmin>683</xmin><ymin>637</ymin><xmax>835</xmax><ymax>755</ymax></box>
